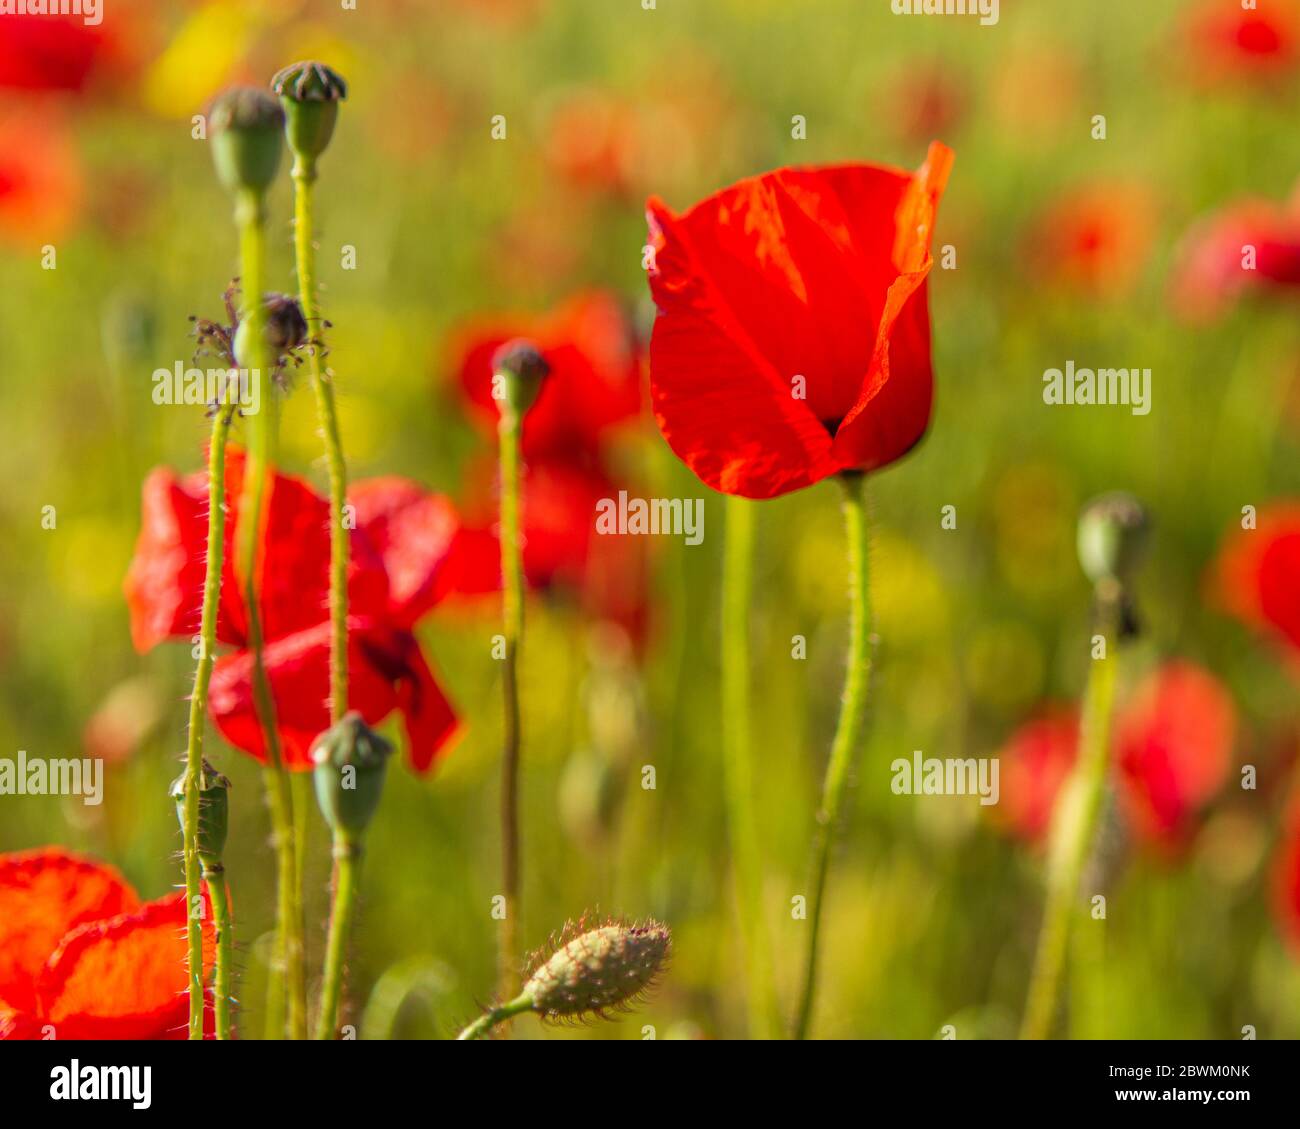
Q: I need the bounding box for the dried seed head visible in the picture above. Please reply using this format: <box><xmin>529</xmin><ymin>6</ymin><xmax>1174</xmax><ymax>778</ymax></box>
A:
<box><xmin>271</xmin><ymin>60</ymin><xmax>348</xmax><ymax>168</ymax></box>
<box><xmin>209</xmin><ymin>86</ymin><xmax>285</xmax><ymax>196</ymax></box>
<box><xmin>522</xmin><ymin>917</ymin><xmax>670</xmax><ymax>1020</ymax></box>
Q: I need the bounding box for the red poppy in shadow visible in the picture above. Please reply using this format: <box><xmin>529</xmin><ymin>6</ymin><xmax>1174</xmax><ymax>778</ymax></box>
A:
<box><xmin>0</xmin><ymin>848</ymin><xmax>213</xmax><ymax>1040</ymax></box>
<box><xmin>644</xmin><ymin>141</ymin><xmax>952</xmax><ymax>499</ymax></box>
<box><xmin>124</xmin><ymin>453</ymin><xmax>462</xmax><ymax>772</ymax></box>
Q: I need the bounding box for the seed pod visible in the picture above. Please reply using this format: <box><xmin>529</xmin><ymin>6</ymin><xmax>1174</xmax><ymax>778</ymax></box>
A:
<box><xmin>209</xmin><ymin>86</ymin><xmax>285</xmax><ymax>196</ymax></box>
<box><xmin>271</xmin><ymin>60</ymin><xmax>348</xmax><ymax>170</ymax></box>
<box><xmin>1077</xmin><ymin>491</ymin><xmax>1148</xmax><ymax>588</ymax></box>
<box><xmin>493</xmin><ymin>339</ymin><xmax>550</xmax><ymax>419</ymax></box>
<box><xmin>522</xmin><ymin>918</ymin><xmax>670</xmax><ymax>1020</ymax></box>
<box><xmin>170</xmin><ymin>760</ymin><xmax>231</xmax><ymax>870</ymax></box>
<box><xmin>311</xmin><ymin>712</ymin><xmax>394</xmax><ymax>840</ymax></box>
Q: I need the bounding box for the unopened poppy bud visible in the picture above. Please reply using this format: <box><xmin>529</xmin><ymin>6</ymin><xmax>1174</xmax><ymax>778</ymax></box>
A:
<box><xmin>311</xmin><ymin>712</ymin><xmax>394</xmax><ymax>840</ymax></box>
<box><xmin>493</xmin><ymin>339</ymin><xmax>550</xmax><ymax>419</ymax></box>
<box><xmin>1077</xmin><ymin>492</ymin><xmax>1149</xmax><ymax>587</ymax></box>
<box><xmin>170</xmin><ymin>760</ymin><xmax>231</xmax><ymax>870</ymax></box>
<box><xmin>209</xmin><ymin>87</ymin><xmax>285</xmax><ymax>197</ymax></box>
<box><xmin>522</xmin><ymin>918</ymin><xmax>670</xmax><ymax>1020</ymax></box>
<box><xmin>271</xmin><ymin>60</ymin><xmax>348</xmax><ymax>174</ymax></box>
<box><xmin>233</xmin><ymin>293</ymin><xmax>308</xmax><ymax>367</ymax></box>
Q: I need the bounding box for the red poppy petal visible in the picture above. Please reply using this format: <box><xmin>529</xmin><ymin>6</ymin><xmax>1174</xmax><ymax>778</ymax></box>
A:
<box><xmin>991</xmin><ymin>709</ymin><xmax>1080</xmax><ymax>843</ymax></box>
<box><xmin>209</xmin><ymin>620</ymin><xmax>459</xmax><ymax>773</ymax></box>
<box><xmin>349</xmin><ymin>479</ymin><xmax>461</xmax><ymax>626</ymax></box>
<box><xmin>0</xmin><ymin>849</ymin><xmax>139</xmax><ymax>1016</ymax></box>
<box><xmin>1215</xmin><ymin>504</ymin><xmax>1300</xmax><ymax>650</ymax></box>
<box><xmin>36</xmin><ymin>890</ymin><xmax>213</xmax><ymax>1040</ymax></box>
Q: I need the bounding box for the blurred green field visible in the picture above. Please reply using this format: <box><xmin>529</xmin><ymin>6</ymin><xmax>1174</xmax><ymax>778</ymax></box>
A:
<box><xmin>2</xmin><ymin>0</ymin><xmax>1300</xmax><ymax>1039</ymax></box>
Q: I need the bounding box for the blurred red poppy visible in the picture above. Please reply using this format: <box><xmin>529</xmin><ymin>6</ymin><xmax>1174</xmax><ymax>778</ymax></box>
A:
<box><xmin>995</xmin><ymin>662</ymin><xmax>1235</xmax><ymax>849</ymax></box>
<box><xmin>644</xmin><ymin>141</ymin><xmax>952</xmax><ymax>499</ymax></box>
<box><xmin>0</xmin><ymin>110</ymin><xmax>82</xmax><ymax>248</ymax></box>
<box><xmin>1171</xmin><ymin>190</ymin><xmax>1300</xmax><ymax>321</ymax></box>
<box><xmin>0</xmin><ymin>848</ymin><xmax>213</xmax><ymax>1040</ymax></box>
<box><xmin>1182</xmin><ymin>0</ymin><xmax>1300</xmax><ymax>84</ymax></box>
<box><xmin>1023</xmin><ymin>182</ymin><xmax>1156</xmax><ymax>297</ymax></box>
<box><xmin>124</xmin><ymin>453</ymin><xmax>462</xmax><ymax>772</ymax></box>
<box><xmin>1215</xmin><ymin>502</ymin><xmax>1300</xmax><ymax>653</ymax></box>
<box><xmin>0</xmin><ymin>12</ymin><xmax>126</xmax><ymax>91</ymax></box>
<box><xmin>449</xmin><ymin>455</ymin><xmax>651</xmax><ymax>648</ymax></box>
<box><xmin>1274</xmin><ymin>800</ymin><xmax>1300</xmax><ymax>953</ymax></box>
<box><xmin>450</xmin><ymin>291</ymin><xmax>642</xmax><ymax>466</ymax></box>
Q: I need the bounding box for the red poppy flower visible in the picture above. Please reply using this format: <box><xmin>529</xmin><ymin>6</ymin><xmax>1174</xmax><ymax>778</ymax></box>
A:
<box><xmin>0</xmin><ymin>13</ymin><xmax>122</xmax><ymax>91</ymax></box>
<box><xmin>1114</xmin><ymin>662</ymin><xmax>1236</xmax><ymax>845</ymax></box>
<box><xmin>449</xmin><ymin>291</ymin><xmax>642</xmax><ymax>465</ymax></box>
<box><xmin>1215</xmin><ymin>502</ymin><xmax>1300</xmax><ymax>653</ymax></box>
<box><xmin>0</xmin><ymin>110</ymin><xmax>82</xmax><ymax>249</ymax></box>
<box><xmin>644</xmin><ymin>141</ymin><xmax>953</xmax><ymax>499</ymax></box>
<box><xmin>1183</xmin><ymin>0</ymin><xmax>1300</xmax><ymax>84</ymax></box>
<box><xmin>449</xmin><ymin>455</ymin><xmax>651</xmax><ymax>648</ymax></box>
<box><xmin>1171</xmin><ymin>191</ymin><xmax>1300</xmax><ymax>321</ymax></box>
<box><xmin>124</xmin><ymin>452</ymin><xmax>461</xmax><ymax>772</ymax></box>
<box><xmin>1023</xmin><ymin>182</ymin><xmax>1156</xmax><ymax>297</ymax></box>
<box><xmin>1274</xmin><ymin>801</ymin><xmax>1300</xmax><ymax>953</ymax></box>
<box><xmin>995</xmin><ymin>663</ymin><xmax>1235</xmax><ymax>849</ymax></box>
<box><xmin>0</xmin><ymin>848</ymin><xmax>213</xmax><ymax>1040</ymax></box>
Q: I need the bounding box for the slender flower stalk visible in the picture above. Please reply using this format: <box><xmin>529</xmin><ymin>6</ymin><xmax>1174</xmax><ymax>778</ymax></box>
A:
<box><xmin>720</xmin><ymin>495</ymin><xmax>779</xmax><ymax>1039</ymax></box>
<box><xmin>179</xmin><ymin>404</ymin><xmax>236</xmax><ymax>1039</ymax></box>
<box><xmin>493</xmin><ymin>342</ymin><xmax>548</xmax><ymax>996</ymax></box>
<box><xmin>312</xmin><ymin>712</ymin><xmax>392</xmax><ymax>1039</ymax></box>
<box><xmin>1020</xmin><ymin>492</ymin><xmax>1148</xmax><ymax>1040</ymax></box>
<box><xmin>210</xmin><ymin>87</ymin><xmax>307</xmax><ymax>1039</ymax></box>
<box><xmin>793</xmin><ymin>472</ymin><xmax>873</xmax><ymax>1040</ymax></box>
<box><xmin>206</xmin><ymin>872</ymin><xmax>236</xmax><ymax>1039</ymax></box>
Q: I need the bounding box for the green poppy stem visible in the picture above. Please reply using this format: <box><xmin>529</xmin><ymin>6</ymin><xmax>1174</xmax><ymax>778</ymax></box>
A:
<box><xmin>204</xmin><ymin>863</ymin><xmax>235</xmax><ymax>1039</ymax></box>
<box><xmin>793</xmin><ymin>473</ymin><xmax>873</xmax><ymax>1041</ymax></box>
<box><xmin>720</xmin><ymin>495</ymin><xmax>780</xmax><ymax>1039</ymax></box>
<box><xmin>181</xmin><ymin>402</ymin><xmax>236</xmax><ymax>1039</ymax></box>
<box><xmin>315</xmin><ymin>835</ymin><xmax>362</xmax><ymax>1039</ymax></box>
<box><xmin>1020</xmin><ymin>594</ymin><xmax>1120</xmax><ymax>1040</ymax></box>
<box><xmin>456</xmin><ymin>993</ymin><xmax>534</xmax><ymax>1041</ymax></box>
<box><xmin>233</xmin><ymin>186</ymin><xmax>308</xmax><ymax>1040</ymax></box>
<box><xmin>497</xmin><ymin>405</ymin><xmax>525</xmax><ymax>996</ymax></box>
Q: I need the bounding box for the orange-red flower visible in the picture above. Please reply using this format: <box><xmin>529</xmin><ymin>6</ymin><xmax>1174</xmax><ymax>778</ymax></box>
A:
<box><xmin>1171</xmin><ymin>189</ymin><xmax>1300</xmax><ymax>321</ymax></box>
<box><xmin>995</xmin><ymin>662</ymin><xmax>1236</xmax><ymax>849</ymax></box>
<box><xmin>0</xmin><ymin>848</ymin><xmax>213</xmax><ymax>1040</ymax></box>
<box><xmin>1214</xmin><ymin>502</ymin><xmax>1300</xmax><ymax>654</ymax></box>
<box><xmin>1182</xmin><ymin>0</ymin><xmax>1300</xmax><ymax>85</ymax></box>
<box><xmin>1023</xmin><ymin>182</ymin><xmax>1156</xmax><ymax>297</ymax></box>
<box><xmin>125</xmin><ymin>452</ymin><xmax>462</xmax><ymax>772</ymax></box>
<box><xmin>0</xmin><ymin>12</ymin><xmax>126</xmax><ymax>92</ymax></box>
<box><xmin>449</xmin><ymin>290</ymin><xmax>642</xmax><ymax>466</ymax></box>
<box><xmin>644</xmin><ymin>142</ymin><xmax>952</xmax><ymax>498</ymax></box>
<box><xmin>0</xmin><ymin>110</ymin><xmax>82</xmax><ymax>249</ymax></box>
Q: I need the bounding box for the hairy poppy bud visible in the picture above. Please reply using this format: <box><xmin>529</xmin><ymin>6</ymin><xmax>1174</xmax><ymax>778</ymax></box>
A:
<box><xmin>209</xmin><ymin>87</ymin><xmax>285</xmax><ymax>197</ymax></box>
<box><xmin>271</xmin><ymin>60</ymin><xmax>348</xmax><ymax>174</ymax></box>
<box><xmin>311</xmin><ymin>712</ymin><xmax>394</xmax><ymax>840</ymax></box>
<box><xmin>233</xmin><ymin>292</ymin><xmax>308</xmax><ymax>367</ymax></box>
<box><xmin>493</xmin><ymin>339</ymin><xmax>550</xmax><ymax>419</ymax></box>
<box><xmin>1077</xmin><ymin>492</ymin><xmax>1149</xmax><ymax>588</ymax></box>
<box><xmin>522</xmin><ymin>918</ymin><xmax>670</xmax><ymax>1019</ymax></box>
<box><xmin>170</xmin><ymin>760</ymin><xmax>231</xmax><ymax>870</ymax></box>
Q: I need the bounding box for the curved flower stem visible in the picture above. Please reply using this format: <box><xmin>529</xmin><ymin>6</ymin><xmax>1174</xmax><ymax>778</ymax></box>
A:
<box><xmin>233</xmin><ymin>187</ymin><xmax>307</xmax><ymax>1041</ymax></box>
<box><xmin>456</xmin><ymin>993</ymin><xmax>533</xmax><ymax>1041</ymax></box>
<box><xmin>793</xmin><ymin>473</ymin><xmax>872</xmax><ymax>1041</ymax></box>
<box><xmin>291</xmin><ymin>164</ymin><xmax>349</xmax><ymax>724</ymax></box>
<box><xmin>497</xmin><ymin>407</ymin><xmax>524</xmax><ymax>996</ymax></box>
<box><xmin>316</xmin><ymin>835</ymin><xmax>361</xmax><ymax>1039</ymax></box>
<box><xmin>720</xmin><ymin>495</ymin><xmax>779</xmax><ymax>1039</ymax></box>
<box><xmin>204</xmin><ymin>863</ymin><xmax>235</xmax><ymax>1040</ymax></box>
<box><xmin>1020</xmin><ymin>593</ymin><xmax>1120</xmax><ymax>1040</ymax></box>
<box><xmin>181</xmin><ymin>401</ymin><xmax>236</xmax><ymax>1039</ymax></box>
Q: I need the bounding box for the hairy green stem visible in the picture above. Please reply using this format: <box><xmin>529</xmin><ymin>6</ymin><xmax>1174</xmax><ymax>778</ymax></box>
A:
<box><xmin>291</xmin><ymin>166</ymin><xmax>349</xmax><ymax>724</ymax></box>
<box><xmin>720</xmin><ymin>496</ymin><xmax>779</xmax><ymax>1039</ymax></box>
<box><xmin>1020</xmin><ymin>594</ymin><xmax>1120</xmax><ymax>1040</ymax></box>
<box><xmin>497</xmin><ymin>407</ymin><xmax>524</xmax><ymax>996</ymax></box>
<box><xmin>456</xmin><ymin>993</ymin><xmax>533</xmax><ymax>1041</ymax></box>
<box><xmin>234</xmin><ymin>187</ymin><xmax>307</xmax><ymax>1040</ymax></box>
<box><xmin>181</xmin><ymin>403</ymin><xmax>236</xmax><ymax>1039</ymax></box>
<box><xmin>204</xmin><ymin>864</ymin><xmax>235</xmax><ymax>1040</ymax></box>
<box><xmin>793</xmin><ymin>473</ymin><xmax>872</xmax><ymax>1041</ymax></box>
<box><xmin>316</xmin><ymin>835</ymin><xmax>362</xmax><ymax>1039</ymax></box>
